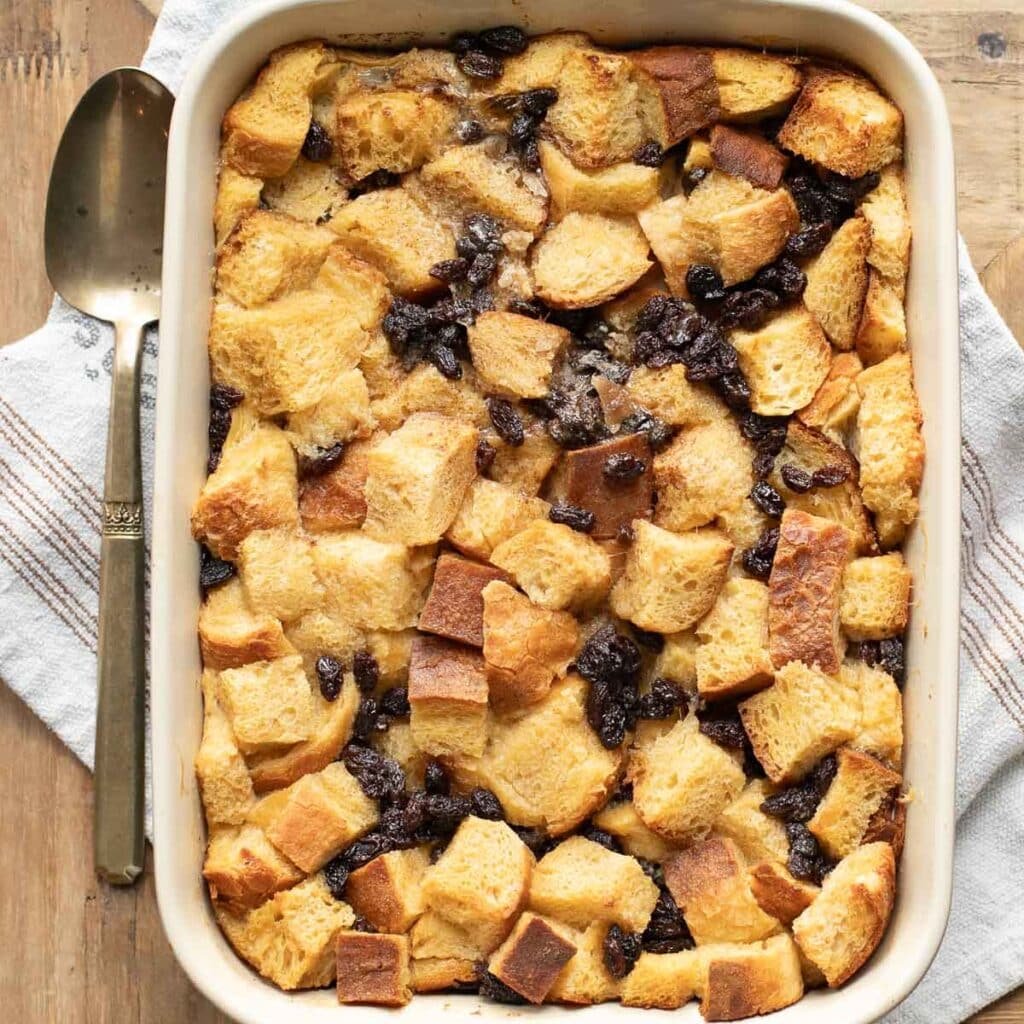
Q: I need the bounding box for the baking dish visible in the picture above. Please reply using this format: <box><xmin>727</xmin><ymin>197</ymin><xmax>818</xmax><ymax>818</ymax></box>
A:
<box><xmin>151</xmin><ymin>1</ymin><xmax>960</xmax><ymax>1021</ymax></box>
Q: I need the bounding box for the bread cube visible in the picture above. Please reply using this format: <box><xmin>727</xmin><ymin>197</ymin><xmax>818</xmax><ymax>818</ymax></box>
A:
<box><xmin>298</xmin><ymin>438</ymin><xmax>370</xmax><ymax>533</ymax></box>
<box><xmin>329</xmin><ymin>187</ymin><xmax>456</xmax><ymax>297</ymax></box>
<box><xmin>363</xmin><ymin>412</ymin><xmax>478</xmax><ymax>545</ymax></box>
<box><xmin>808</xmin><ymin>747</ymin><xmax>901</xmax><ymax>860</ymax></box>
<box><xmin>611</xmin><ymin>521</ymin><xmax>733</xmax><ymax>633</ymax></box>
<box><xmin>238</xmin><ymin>528</ymin><xmax>321</xmax><ymax>623</ymax></box>
<box><xmin>653</xmin><ymin>418</ymin><xmax>752</xmax><ymax>532</ymax></box>
<box><xmin>222</xmin><ymin>42</ymin><xmax>331</xmax><ymax>177</ymax></box>
<box><xmin>700</xmin><ymin>933</ymin><xmax>805</xmax><ymax>1021</ymax></box>
<box><xmin>777</xmin><ymin>69</ymin><xmax>903</xmax><ymax>178</ymax></box>
<box><xmin>260</xmin><ymin>156</ymin><xmax>347</xmax><ymax>225</ymax></box>
<box><xmin>489</xmin><ymin>32</ymin><xmax>592</xmax><ymax>94</ymax></box>
<box><xmin>371</xmin><ymin>363</ymin><xmax>489</xmax><ymax>431</ymax></box>
<box><xmin>191</xmin><ymin>417</ymin><xmax>299</xmax><ymax>561</ymax></box>
<box><xmin>346</xmin><ymin>847</ymin><xmax>430</xmax><ymax>934</ymax></box>
<box><xmin>547</xmin><ymin>923</ymin><xmax>621</xmax><ymax>1004</ymax></box>
<box><xmin>335</xmin><ymin>932</ymin><xmax>412</xmax><ymax>1007</ymax></box>
<box><xmin>530</xmin><ymin>835</ymin><xmax>660</xmax><ymax>932</ymax></box>
<box><xmin>863</xmin><ymin>792</ymin><xmax>907</xmax><ymax>859</ymax></box>
<box><xmin>532</xmin><ymin>212</ymin><xmax>652</xmax><ymax>309</ymax></box>
<box><xmin>665</xmin><ymin>837</ymin><xmax>781</xmax><ymax>945</ymax></box>
<box><xmin>408</xmin><ymin>635</ymin><xmax>488</xmax><ymax>758</ymax></box>
<box><xmin>710</xmin><ymin>48</ymin><xmax>803</xmax><ymax>122</ymax></box>
<box><xmin>798</xmin><ymin>352</ymin><xmax>863</xmax><ymax>442</ymax></box>
<box><xmin>716</xmin><ymin>498</ymin><xmax>774</xmax><ymax>554</ymax></box>
<box><xmin>628</xmin><ymin>46</ymin><xmax>719</xmax><ymax>145</ymax></box>
<box><xmin>203</xmin><ymin>824</ymin><xmax>303</xmax><ymax>910</ymax></box>
<box><xmin>214</xmin><ymin>165</ymin><xmax>263</xmax><ymax>244</ymax></box>
<box><xmin>792</xmin><ymin>842</ymin><xmax>896</xmax><ymax>986</ymax></box>
<box><xmin>630</xmin><ymin>715</ymin><xmax>746</xmax><ymax>843</ymax></box>
<box><xmin>312</xmin><ymin>531</ymin><xmax>426</xmax><ymax>630</ymax></box>
<box><xmin>261</xmin><ymin>761</ymin><xmax>377</xmax><ymax>872</ymax></box>
<box><xmin>621</xmin><ymin>949</ymin><xmax>702</xmax><ymax>1009</ymax></box>
<box><xmin>422</xmin><ymin>817</ymin><xmax>534</xmax><ymax>950</ymax></box>
<box><xmin>731</xmin><ymin>305</ymin><xmax>831</xmax><ymax>417</ymax></box>
<box><xmin>196</xmin><ymin>671</ymin><xmax>257</xmax><ymax>827</ymax></box>
<box><xmin>713</xmin><ymin>779</ymin><xmax>788</xmax><ymax>865</ymax></box>
<box><xmin>710</xmin><ymin>124</ymin><xmax>788</xmax><ymax>190</ymax></box>
<box><xmin>446</xmin><ymin>479</ymin><xmax>549</xmax><ymax>561</ymax></box>
<box><xmin>840</xmin><ymin>553</ymin><xmax>911</xmax><ymax>642</ymax></box>
<box><xmin>539</xmin><ymin>141</ymin><xmax>661</xmax><ymax>220</ymax></box>
<box><xmin>804</xmin><ymin>216</ymin><xmax>871</xmax><ymax>350</ymax></box>
<box><xmin>491</xmin><ymin>520</ymin><xmax>612</xmax><ymax>612</ymax></box>
<box><xmin>462</xmin><ymin>675</ymin><xmax>621</xmax><ymax>835</ymax></box>
<box><xmin>739</xmin><ymin>660</ymin><xmax>859</xmax><ymax>784</ymax></box>
<box><xmin>420</xmin><ymin>143</ymin><xmax>547</xmax><ymax>233</ymax></box>
<box><xmin>592</xmin><ymin>800</ymin><xmax>679</xmax><ymax>862</ymax></box>
<box><xmin>217</xmin><ymin>655</ymin><xmax>315</xmax><ymax>755</ymax></box>
<box><xmin>409</xmin><ymin>956</ymin><xmax>478</xmax><ymax>992</ymax></box>
<box><xmin>214</xmin><ymin>875</ymin><xmax>354</xmax><ymax>989</ymax></box>
<box><xmin>856</xmin><ymin>351</ymin><xmax>925</xmax><ymax>547</ymax></box>
<box><xmin>286</xmin><ymin>369</ymin><xmax>374</xmax><ymax>458</ymax></box>
<box><xmin>371</xmin><ymin>720</ymin><xmax>428</xmax><ymax>793</ymax></box>
<box><xmin>748</xmin><ymin>861</ymin><xmax>819</xmax><ymax>924</ymax></box>
<box><xmin>558</xmin><ymin>433</ymin><xmax>654</xmax><ymax>539</ymax></box>
<box><xmin>487</xmin><ymin>427</ymin><xmax>559</xmax><ymax>498</ymax></box>
<box><xmin>653</xmin><ymin>630</ymin><xmax>700</xmax><ymax>691</ymax></box>
<box><xmin>843</xmin><ymin>659</ymin><xmax>903</xmax><ymax>768</ymax></box>
<box><xmin>487</xmin><ymin>912</ymin><xmax>577</xmax><ymax>1004</ymax></box>
<box><xmin>482</xmin><ymin>581</ymin><xmax>578</xmax><ymax>708</ymax></box>
<box><xmin>418</xmin><ymin>554</ymin><xmax>509</xmax><ymax>648</ymax></box>
<box><xmin>409</xmin><ymin>910</ymin><xmax>493</xmax><ymax>961</ymax></box>
<box><xmin>859</xmin><ymin>162</ymin><xmax>911</xmax><ymax>283</ymax></box>
<box><xmin>335</xmin><ymin>90</ymin><xmax>453</xmax><ymax>181</ymax></box>
<box><xmin>199</xmin><ymin>577</ymin><xmax>296</xmax><ymax>670</ymax></box>
<box><xmin>626</xmin><ymin>365</ymin><xmax>726</xmax><ymax>428</ymax></box>
<box><xmin>856</xmin><ymin>270</ymin><xmax>907</xmax><ymax>366</ymax></box>
<box><xmin>467</xmin><ymin>311</ymin><xmax>570</xmax><ymax>399</ymax></box>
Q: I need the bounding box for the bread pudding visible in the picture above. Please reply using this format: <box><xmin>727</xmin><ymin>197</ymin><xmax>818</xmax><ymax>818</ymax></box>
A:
<box><xmin>192</xmin><ymin>25</ymin><xmax>920</xmax><ymax>1017</ymax></box>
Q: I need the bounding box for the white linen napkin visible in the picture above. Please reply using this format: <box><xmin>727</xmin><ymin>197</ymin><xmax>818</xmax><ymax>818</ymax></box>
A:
<box><xmin>0</xmin><ymin>1</ymin><xmax>1021</xmax><ymax>1020</ymax></box>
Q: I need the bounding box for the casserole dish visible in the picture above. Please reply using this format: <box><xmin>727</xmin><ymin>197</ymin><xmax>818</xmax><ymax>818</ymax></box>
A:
<box><xmin>151</xmin><ymin>1</ymin><xmax>960</xmax><ymax>1021</ymax></box>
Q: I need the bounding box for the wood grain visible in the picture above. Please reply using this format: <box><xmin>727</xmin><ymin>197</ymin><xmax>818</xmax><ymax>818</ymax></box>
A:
<box><xmin>0</xmin><ymin>2</ymin><xmax>1022</xmax><ymax>1022</ymax></box>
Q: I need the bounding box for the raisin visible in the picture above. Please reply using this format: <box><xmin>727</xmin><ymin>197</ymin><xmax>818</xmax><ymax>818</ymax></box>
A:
<box><xmin>199</xmin><ymin>545</ymin><xmax>236</xmax><ymax>592</ymax></box>
<box><xmin>451</xmin><ymin>32</ymin><xmax>479</xmax><ymax>54</ymax></box>
<box><xmin>580</xmin><ymin>824</ymin><xmax>620</xmax><ymax>852</ymax></box>
<box><xmin>549</xmin><ymin>502</ymin><xmax>596</xmax><ymax>534</ymax></box>
<box><xmin>633</xmin><ymin>330</ymin><xmax>668</xmax><ymax>367</ymax></box>
<box><xmin>598</xmin><ymin>702</ymin><xmax>628</xmax><ymax>748</ymax></box>
<box><xmin>603</xmin><ymin>925</ymin><xmax>643</xmax><ymax>979</ymax></box>
<box><xmin>739</xmin><ymin>412</ymin><xmax>788</xmax><ymax>453</ymax></box>
<box><xmin>635</xmin><ymin>294</ymin><xmax>672</xmax><ymax>333</ymax></box>
<box><xmin>750</xmin><ymin>481</ymin><xmax>786</xmax><ymax>519</ymax></box>
<box><xmin>343</xmin><ymin>831</ymin><xmax>395</xmax><ymax>870</ymax></box>
<box><xmin>342</xmin><ymin>744</ymin><xmax>405</xmax><ymax>801</ymax></box>
<box><xmin>316</xmin><ymin>655</ymin><xmax>344</xmax><ymax>702</ymax></box>
<box><xmin>297</xmin><ymin>441</ymin><xmax>346</xmax><ymax>478</ymax></box>
<box><xmin>457</xmin><ymin>50</ymin><xmax>504</xmax><ymax>79</ymax></box>
<box><xmin>427</xmin><ymin>342</ymin><xmax>462</xmax><ymax>380</ymax></box>
<box><xmin>784</xmin><ymin>222</ymin><xmax>833</xmax><ymax>258</ymax></box>
<box><xmin>353</xmin><ymin>696</ymin><xmax>387</xmax><ymax>741</ymax></box>
<box><xmin>486</xmin><ymin>396</ymin><xmax>525</xmax><ymax>447</ymax></box>
<box><xmin>761</xmin><ymin>784</ymin><xmax>820</xmax><ymax>823</ymax></box>
<box><xmin>424</xmin><ymin>760</ymin><xmax>450</xmax><ymax>796</ymax></box>
<box><xmin>753</xmin><ymin>258</ymin><xmax>807</xmax><ymax>302</ymax></box>
<box><xmin>210</xmin><ymin>382</ymin><xmax>244</xmax><ymax>412</ymax></box>
<box><xmin>632</xmin><ymin>628</ymin><xmax>665</xmax><ymax>653</ymax></box>
<box><xmin>470</xmin><ymin>787</ymin><xmax>504</xmax><ymax>820</ymax></box>
<box><xmin>429</xmin><ymin>257</ymin><xmax>469</xmax><ymax>283</ymax></box>
<box><xmin>522</xmin><ymin>87</ymin><xmax>558</xmax><ymax>114</ymax></box>
<box><xmin>379</xmin><ymin>686</ymin><xmax>410</xmax><ymax>718</ymax></box>
<box><xmin>351</xmin><ymin>916</ymin><xmax>376</xmax><ymax>933</ymax></box>
<box><xmin>633</xmin><ymin>141</ymin><xmax>665</xmax><ymax>167</ymax></box>
<box><xmin>642</xmin><ymin>888</ymin><xmax>694</xmax><ymax>953</ymax></box>
<box><xmin>697</xmin><ymin>704</ymin><xmax>748</xmax><ymax>750</ymax></box>
<box><xmin>479</xmin><ymin>25</ymin><xmax>529</xmax><ymax>55</ymax></box>
<box><xmin>322</xmin><ymin>856</ymin><xmax>349</xmax><ymax>900</ymax></box>
<box><xmin>475</xmin><ymin>438</ymin><xmax>496</xmax><ymax>474</ymax></box>
<box><xmin>638</xmin><ymin>678</ymin><xmax>684</xmax><ymax>720</ymax></box>
<box><xmin>376</xmin><ymin>804</ymin><xmax>418</xmax><ymax>848</ymax></box>
<box><xmin>812</xmin><ymin>463</ymin><xmax>850</xmax><ymax>487</ymax></box>
<box><xmin>741</xmin><ymin>526</ymin><xmax>780</xmax><ymax>581</ymax></box>
<box><xmin>467</xmin><ymin>251</ymin><xmax>498</xmax><ymax>287</ymax></box>
<box><xmin>353</xmin><ymin>650</ymin><xmax>380</xmax><ymax>694</ymax></box>
<box><xmin>577</xmin><ymin>624</ymin><xmax>642</xmax><ymax>691</ymax></box>
<box><xmin>477</xmin><ymin>967</ymin><xmax>528</xmax><ymax>1005</ymax></box>
<box><xmin>877</xmin><ymin>636</ymin><xmax>906</xmax><ymax>685</ymax></box>
<box><xmin>508</xmin><ymin>296</ymin><xmax>547</xmax><ymax>319</ymax></box>
<box><xmin>811</xmin><ymin>753</ymin><xmax>838</xmax><ymax>798</ymax></box>
<box><xmin>512</xmin><ymin>826</ymin><xmax>556</xmax><ymax>858</ymax></box>
<box><xmin>786</xmin><ymin>822</ymin><xmax>832</xmax><ymax>884</ymax></box>
<box><xmin>349</xmin><ymin>169</ymin><xmax>400</xmax><ymax>196</ymax></box>
<box><xmin>780</xmin><ymin>464</ymin><xmax>813</xmax><ymax>493</ymax></box>
<box><xmin>464</xmin><ymin>213</ymin><xmax>504</xmax><ymax>253</ymax></box>
<box><xmin>545</xmin><ymin>380</ymin><xmax>609</xmax><ymax>449</ymax></box>
<box><xmin>301</xmin><ymin>119</ymin><xmax>333</xmax><ymax>161</ymax></box>
<box><xmin>752</xmin><ymin>450</ymin><xmax>775</xmax><ymax>480</ymax></box>
<box><xmin>682</xmin><ymin>166</ymin><xmax>708</xmax><ymax>193</ymax></box>
<box><xmin>456</xmin><ymin>118</ymin><xmax>486</xmax><ymax>143</ymax></box>
<box><xmin>686</xmin><ymin>263</ymin><xmax>726</xmax><ymax>302</ymax></box>
<box><xmin>719</xmin><ymin>288</ymin><xmax>780</xmax><ymax>331</ymax></box>
<box><xmin>509</xmin><ymin>110</ymin><xmax>537</xmax><ymax>145</ymax></box>
<box><xmin>603</xmin><ymin>452</ymin><xmax>647</xmax><ymax>482</ymax></box>
<box><xmin>423</xmin><ymin>793</ymin><xmax>471</xmax><ymax>836</ymax></box>
<box><xmin>620</xmin><ymin>410</ymin><xmax>674</xmax><ymax>452</ymax></box>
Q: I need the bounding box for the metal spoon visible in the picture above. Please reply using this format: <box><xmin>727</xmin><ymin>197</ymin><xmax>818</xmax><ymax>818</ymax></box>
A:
<box><xmin>45</xmin><ymin>68</ymin><xmax>174</xmax><ymax>885</ymax></box>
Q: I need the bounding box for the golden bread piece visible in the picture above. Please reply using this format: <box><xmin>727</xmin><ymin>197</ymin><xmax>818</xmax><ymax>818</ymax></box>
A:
<box><xmin>286</xmin><ymin>368</ymin><xmax>374</xmax><ymax>457</ymax></box>
<box><xmin>488</xmin><ymin>422</ymin><xmax>561</xmax><ymax>496</ymax></box>
<box><xmin>490</xmin><ymin>32</ymin><xmax>592</xmax><ymax>94</ymax></box>
<box><xmin>840</xmin><ymin>553</ymin><xmax>912</xmax><ymax>641</ymax></box>
<box><xmin>298</xmin><ymin>435</ymin><xmax>370</xmax><ymax>534</ymax></box>
<box><xmin>842</xmin><ymin>659</ymin><xmax>903</xmax><ymax>768</ymax></box>
<box><xmin>710</xmin><ymin>48</ymin><xmax>803</xmax><ymax>122</ymax></box>
<box><xmin>196</xmin><ymin>670</ymin><xmax>257</xmax><ymax>828</ymax></box>
<box><xmin>626</xmin><ymin>364</ymin><xmax>727</xmax><ymax>428</ymax></box>
<box><xmin>487</xmin><ymin>912</ymin><xmax>577</xmax><ymax>1004</ymax></box>
<box><xmin>710</xmin><ymin>124</ymin><xmax>788</xmax><ymax>190</ymax></box>
<box><xmin>345</xmin><ymin>847</ymin><xmax>430</xmax><ymax>935</ymax></box>
<box><xmin>446</xmin><ymin>478</ymin><xmax>549</xmax><ymax>562</ymax></box>
<box><xmin>335</xmin><ymin>932</ymin><xmax>412</xmax><ymax>1007</ymax></box>
<box><xmin>856</xmin><ymin>269</ymin><xmax>908</xmax><ymax>365</ymax></box>
<box><xmin>712</xmin><ymin>779</ymin><xmax>789</xmax><ymax>865</ymax></box>
<box><xmin>548</xmin><ymin>922</ymin><xmax>621</xmax><ymax>1004</ymax></box>
<box><xmin>418</xmin><ymin>553</ymin><xmax>509</xmax><ymax>648</ymax></box>
<box><xmin>653</xmin><ymin>631</ymin><xmax>701</xmax><ymax>692</ymax></box>
<box><xmin>237</xmin><ymin>527</ymin><xmax>320</xmax><ymax>624</ymax></box>
<box><xmin>792</xmin><ymin>841</ymin><xmax>896</xmax><ymax>986</ymax></box>
<box><xmin>593</xmin><ymin>800</ymin><xmax>680</xmax><ymax>862</ymax></box>
<box><xmin>539</xmin><ymin>141</ymin><xmax>661</xmax><ymax>219</ymax></box>
<box><xmin>261</xmin><ymin>156</ymin><xmax>347</xmax><ymax>224</ymax></box>
<box><xmin>620</xmin><ymin>949</ymin><xmax>703</xmax><ymax>1009</ymax></box>
<box><xmin>203</xmin><ymin>824</ymin><xmax>303</xmax><ymax>911</ymax></box>
<box><xmin>748</xmin><ymin>861</ymin><xmax>819</xmax><ymax>925</ymax></box>
<box><xmin>409</xmin><ymin>956</ymin><xmax>478</xmax><ymax>992</ymax></box>
<box><xmin>700</xmin><ymin>933</ymin><xmax>805</xmax><ymax>1020</ymax></box>
<box><xmin>467</xmin><ymin>311</ymin><xmax>570</xmax><ymax>398</ymax></box>
<box><xmin>371</xmin><ymin>363</ymin><xmax>489</xmax><ymax>432</ymax></box>
<box><xmin>859</xmin><ymin>162</ymin><xmax>911</xmax><ymax>283</ymax></box>
<box><xmin>804</xmin><ymin>216</ymin><xmax>872</xmax><ymax>350</ymax></box>
<box><xmin>409</xmin><ymin>910</ymin><xmax>492</xmax><ymax>962</ymax></box>
<box><xmin>799</xmin><ymin>351</ymin><xmax>863</xmax><ymax>442</ymax></box>
<box><xmin>214</xmin><ymin>166</ymin><xmax>263</xmax><ymax>244</ymax></box>
<box><xmin>199</xmin><ymin>577</ymin><xmax>296</xmax><ymax>670</ymax></box>
<box><xmin>627</xmin><ymin>46</ymin><xmax>719</xmax><ymax>145</ymax></box>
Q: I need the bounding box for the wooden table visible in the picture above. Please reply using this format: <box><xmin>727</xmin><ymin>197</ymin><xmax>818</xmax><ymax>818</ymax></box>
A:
<box><xmin>0</xmin><ymin>2</ymin><xmax>1021</xmax><ymax>1021</ymax></box>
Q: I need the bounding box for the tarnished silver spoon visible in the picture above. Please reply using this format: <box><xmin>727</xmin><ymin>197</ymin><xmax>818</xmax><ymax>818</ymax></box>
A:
<box><xmin>45</xmin><ymin>68</ymin><xmax>174</xmax><ymax>885</ymax></box>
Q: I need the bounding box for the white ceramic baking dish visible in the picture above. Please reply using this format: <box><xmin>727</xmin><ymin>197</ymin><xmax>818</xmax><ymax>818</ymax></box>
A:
<box><xmin>151</xmin><ymin>1</ymin><xmax>960</xmax><ymax>1021</ymax></box>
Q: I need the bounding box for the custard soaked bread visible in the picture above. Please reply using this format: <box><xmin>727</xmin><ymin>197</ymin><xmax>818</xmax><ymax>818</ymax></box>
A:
<box><xmin>197</xmin><ymin>25</ymin><xmax>921</xmax><ymax>1016</ymax></box>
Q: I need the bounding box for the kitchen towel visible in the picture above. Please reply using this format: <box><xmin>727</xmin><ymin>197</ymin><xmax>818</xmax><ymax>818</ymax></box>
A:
<box><xmin>0</xmin><ymin>1</ymin><xmax>1023</xmax><ymax>1021</ymax></box>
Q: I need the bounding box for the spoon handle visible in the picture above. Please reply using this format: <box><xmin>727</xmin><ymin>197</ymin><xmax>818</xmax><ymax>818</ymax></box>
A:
<box><xmin>94</xmin><ymin>319</ymin><xmax>147</xmax><ymax>885</ymax></box>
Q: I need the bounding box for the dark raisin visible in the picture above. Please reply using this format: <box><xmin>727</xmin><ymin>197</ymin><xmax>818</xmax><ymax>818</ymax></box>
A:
<box><xmin>682</xmin><ymin>166</ymin><xmax>709</xmax><ymax>193</ymax></box>
<box><xmin>621</xmin><ymin>410</ymin><xmax>674</xmax><ymax>452</ymax></box>
<box><xmin>456</xmin><ymin>236</ymin><xmax>479</xmax><ymax>260</ymax></box>
<box><xmin>508</xmin><ymin>296</ymin><xmax>547</xmax><ymax>319</ymax></box>
<box><xmin>741</xmin><ymin>526</ymin><xmax>780</xmax><ymax>581</ymax></box>
<box><xmin>780</xmin><ymin>463</ymin><xmax>813</xmax><ymax>493</ymax></box>
<box><xmin>475</xmin><ymin>438</ymin><xmax>496</xmax><ymax>474</ymax></box>
<box><xmin>603</xmin><ymin>924</ymin><xmax>643</xmax><ymax>979</ymax></box>
<box><xmin>786</xmin><ymin>822</ymin><xmax>832</xmax><ymax>884</ymax></box>
<box><xmin>509</xmin><ymin>110</ymin><xmax>538</xmax><ymax>145</ymax></box>
<box><xmin>451</xmin><ymin>32</ymin><xmax>479</xmax><ymax>54</ymax></box>
<box><xmin>427</xmin><ymin>342</ymin><xmax>463</xmax><ymax>380</ymax></box>
<box><xmin>573</xmin><ymin>348</ymin><xmax>631</xmax><ymax>384</ymax></box>
<box><xmin>753</xmin><ymin>258</ymin><xmax>807</xmax><ymax>302</ymax></box>
<box><xmin>379</xmin><ymin>686</ymin><xmax>410</xmax><ymax>718</ymax></box>
<box><xmin>477</xmin><ymin>967</ymin><xmax>528</xmax><ymax>1004</ymax></box>
<box><xmin>199</xmin><ymin>545</ymin><xmax>236</xmax><ymax>592</ymax></box>
<box><xmin>633</xmin><ymin>140</ymin><xmax>665</xmax><ymax>167</ymax></box>
<box><xmin>878</xmin><ymin>636</ymin><xmax>906</xmax><ymax>685</ymax></box>
<box><xmin>580</xmin><ymin>824</ymin><xmax>620</xmax><ymax>852</ymax></box>
<box><xmin>549</xmin><ymin>502</ymin><xmax>596</xmax><ymax>533</ymax></box>
<box><xmin>479</xmin><ymin>25</ymin><xmax>529</xmax><ymax>55</ymax></box>
<box><xmin>697</xmin><ymin>704</ymin><xmax>748</xmax><ymax>750</ymax></box>
<box><xmin>210</xmin><ymin>382</ymin><xmax>244</xmax><ymax>412</ymax></box>
<box><xmin>739</xmin><ymin>412</ymin><xmax>788</xmax><ymax>454</ymax></box>
<box><xmin>714</xmin><ymin>369</ymin><xmax>752</xmax><ymax>411</ymax></box>
<box><xmin>812</xmin><ymin>463</ymin><xmax>851</xmax><ymax>487</ymax></box>
<box><xmin>343</xmin><ymin>831</ymin><xmax>395</xmax><ymax>870</ymax></box>
<box><xmin>577</xmin><ymin>624</ymin><xmax>642</xmax><ymax>691</ymax></box>
<box><xmin>470</xmin><ymin>288</ymin><xmax>495</xmax><ymax>315</ymax></box>
<box><xmin>470</xmin><ymin>787</ymin><xmax>504</xmax><ymax>820</ymax></box>
<box><xmin>342</xmin><ymin>744</ymin><xmax>405</xmax><ymax>801</ymax></box>
<box><xmin>423</xmin><ymin>793</ymin><xmax>472</xmax><ymax>836</ymax></box>
<box><xmin>512</xmin><ymin>826</ymin><xmax>556</xmax><ymax>858</ymax></box>
<box><xmin>353</xmin><ymin>696</ymin><xmax>387</xmax><ymax>741</ymax></box>
<box><xmin>465</xmin><ymin>213</ymin><xmax>504</xmax><ymax>252</ymax></box>
<box><xmin>297</xmin><ymin>441</ymin><xmax>346</xmax><ymax>478</ymax></box>
<box><xmin>750</xmin><ymin>481</ymin><xmax>786</xmax><ymax>519</ymax></box>
<box><xmin>719</xmin><ymin>288</ymin><xmax>780</xmax><ymax>331</ymax></box>
<box><xmin>635</xmin><ymin>294</ymin><xmax>672</xmax><ymax>333</ymax></box>
<box><xmin>322</xmin><ymin>856</ymin><xmax>349</xmax><ymax>900</ymax></box>
<box><xmin>784</xmin><ymin>222</ymin><xmax>833</xmax><ymax>258</ymax></box>
<box><xmin>486</xmin><ymin>396</ymin><xmax>525</xmax><ymax>447</ymax></box>
<box><xmin>376</xmin><ymin>804</ymin><xmax>418</xmax><ymax>848</ymax></box>
<box><xmin>429</xmin><ymin>257</ymin><xmax>469</xmax><ymax>283</ymax></box>
<box><xmin>598</xmin><ymin>702</ymin><xmax>628</xmax><ymax>748</ymax></box>
<box><xmin>603</xmin><ymin>452</ymin><xmax>647</xmax><ymax>482</ymax></box>
<box><xmin>752</xmin><ymin>450</ymin><xmax>776</xmax><ymax>480</ymax></box>
<box><xmin>456</xmin><ymin>118</ymin><xmax>486</xmax><ymax>143</ymax></box>
<box><xmin>638</xmin><ymin>678</ymin><xmax>684</xmax><ymax>720</ymax></box>
<box><xmin>633</xmin><ymin>330</ymin><xmax>668</xmax><ymax>367</ymax></box>
<box><xmin>301</xmin><ymin>119</ymin><xmax>333</xmax><ymax>162</ymax></box>
<box><xmin>351</xmin><ymin>915</ymin><xmax>376</xmax><ymax>933</ymax></box>
<box><xmin>424</xmin><ymin>760</ymin><xmax>450</xmax><ymax>796</ymax></box>
<box><xmin>457</xmin><ymin>50</ymin><xmax>504</xmax><ymax>79</ymax></box>
<box><xmin>632</xmin><ymin>628</ymin><xmax>665</xmax><ymax>653</ymax></box>
<box><xmin>522</xmin><ymin>86</ymin><xmax>558</xmax><ymax>114</ymax></box>
<box><xmin>686</xmin><ymin>263</ymin><xmax>726</xmax><ymax>302</ymax></box>
<box><xmin>353</xmin><ymin>650</ymin><xmax>380</xmax><ymax>694</ymax></box>
<box><xmin>642</xmin><ymin>888</ymin><xmax>694</xmax><ymax>953</ymax></box>
<box><xmin>811</xmin><ymin>753</ymin><xmax>838</xmax><ymax>798</ymax></box>
<box><xmin>467</xmin><ymin>251</ymin><xmax>498</xmax><ymax>286</ymax></box>
<box><xmin>316</xmin><ymin>655</ymin><xmax>344</xmax><ymax>702</ymax></box>
<box><xmin>761</xmin><ymin>784</ymin><xmax>820</xmax><ymax>823</ymax></box>
<box><xmin>350</xmin><ymin>168</ymin><xmax>400</xmax><ymax>196</ymax></box>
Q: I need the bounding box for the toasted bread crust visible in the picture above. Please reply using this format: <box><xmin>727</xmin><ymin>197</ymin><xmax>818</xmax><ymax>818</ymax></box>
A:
<box><xmin>418</xmin><ymin>553</ymin><xmax>510</xmax><ymax>648</ymax></box>
<box><xmin>336</xmin><ymin>932</ymin><xmax>412</xmax><ymax>1006</ymax></box>
<box><xmin>628</xmin><ymin>46</ymin><xmax>720</xmax><ymax>145</ymax></box>
<box><xmin>710</xmin><ymin>125</ymin><xmax>788</xmax><ymax>190</ymax></box>
<box><xmin>488</xmin><ymin>912</ymin><xmax>577</xmax><ymax>1004</ymax></box>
